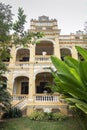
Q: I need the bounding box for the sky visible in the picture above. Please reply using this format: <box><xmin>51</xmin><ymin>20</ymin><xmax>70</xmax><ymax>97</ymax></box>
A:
<box><xmin>1</xmin><ymin>0</ymin><xmax>87</xmax><ymax>34</ymax></box>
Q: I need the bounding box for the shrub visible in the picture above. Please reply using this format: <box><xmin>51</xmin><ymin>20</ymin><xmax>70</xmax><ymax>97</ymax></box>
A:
<box><xmin>44</xmin><ymin>112</ymin><xmax>53</xmax><ymax>120</ymax></box>
<box><xmin>2</xmin><ymin>107</ymin><xmax>22</xmax><ymax>119</ymax></box>
<box><xmin>52</xmin><ymin>112</ymin><xmax>67</xmax><ymax>121</ymax></box>
<box><xmin>29</xmin><ymin>110</ymin><xmax>44</xmax><ymax>121</ymax></box>
<box><xmin>29</xmin><ymin>110</ymin><xmax>68</xmax><ymax>121</ymax></box>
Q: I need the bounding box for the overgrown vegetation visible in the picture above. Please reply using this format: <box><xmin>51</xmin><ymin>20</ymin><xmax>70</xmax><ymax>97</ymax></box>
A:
<box><xmin>2</xmin><ymin>107</ymin><xmax>22</xmax><ymax>119</ymax></box>
<box><xmin>29</xmin><ymin>110</ymin><xmax>68</xmax><ymax>121</ymax></box>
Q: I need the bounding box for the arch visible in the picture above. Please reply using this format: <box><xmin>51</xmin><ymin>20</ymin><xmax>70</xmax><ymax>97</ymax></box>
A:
<box><xmin>35</xmin><ymin>72</ymin><xmax>53</xmax><ymax>94</ymax></box>
<box><xmin>16</xmin><ymin>48</ymin><xmax>30</xmax><ymax>62</ymax></box>
<box><xmin>13</xmin><ymin>76</ymin><xmax>29</xmax><ymax>95</ymax></box>
<box><xmin>15</xmin><ymin>46</ymin><xmax>30</xmax><ymax>52</ymax></box>
<box><xmin>13</xmin><ymin>74</ymin><xmax>29</xmax><ymax>81</ymax></box>
<box><xmin>60</xmin><ymin>47</ymin><xmax>72</xmax><ymax>60</ymax></box>
<box><xmin>35</xmin><ymin>39</ymin><xmax>54</xmax><ymax>55</ymax></box>
<box><xmin>36</xmin><ymin>38</ymin><xmax>55</xmax><ymax>45</ymax></box>
<box><xmin>34</xmin><ymin>68</ymin><xmax>51</xmax><ymax>78</ymax></box>
<box><xmin>60</xmin><ymin>47</ymin><xmax>72</xmax><ymax>52</ymax></box>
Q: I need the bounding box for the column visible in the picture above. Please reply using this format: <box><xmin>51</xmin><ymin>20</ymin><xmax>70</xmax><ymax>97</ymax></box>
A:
<box><xmin>29</xmin><ymin>65</ymin><xmax>35</xmax><ymax>101</ymax></box>
<box><xmin>29</xmin><ymin>44</ymin><xmax>35</xmax><ymax>62</ymax></box>
<box><xmin>71</xmin><ymin>45</ymin><xmax>78</xmax><ymax>60</ymax></box>
<box><xmin>54</xmin><ymin>36</ymin><xmax>60</xmax><ymax>59</ymax></box>
<box><xmin>7</xmin><ymin>69</ymin><xmax>14</xmax><ymax>95</ymax></box>
<box><xmin>9</xmin><ymin>45</ymin><xmax>16</xmax><ymax>67</ymax></box>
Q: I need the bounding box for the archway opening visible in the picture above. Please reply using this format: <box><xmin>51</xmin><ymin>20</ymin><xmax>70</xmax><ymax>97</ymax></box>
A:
<box><xmin>16</xmin><ymin>49</ymin><xmax>30</xmax><ymax>62</ymax></box>
<box><xmin>35</xmin><ymin>40</ymin><xmax>54</xmax><ymax>55</ymax></box>
<box><xmin>60</xmin><ymin>48</ymin><xmax>72</xmax><ymax>60</ymax></box>
<box><xmin>13</xmin><ymin>76</ymin><xmax>29</xmax><ymax>94</ymax></box>
<box><xmin>35</xmin><ymin>72</ymin><xmax>53</xmax><ymax>93</ymax></box>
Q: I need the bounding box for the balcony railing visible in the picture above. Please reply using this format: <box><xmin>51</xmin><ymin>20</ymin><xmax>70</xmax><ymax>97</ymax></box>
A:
<box><xmin>12</xmin><ymin>94</ymin><xmax>28</xmax><ymax>100</ymax></box>
<box><xmin>35</xmin><ymin>55</ymin><xmax>51</xmax><ymax>62</ymax></box>
<box><xmin>34</xmin><ymin>94</ymin><xmax>59</xmax><ymax>102</ymax></box>
<box><xmin>12</xmin><ymin>94</ymin><xmax>60</xmax><ymax>103</ymax></box>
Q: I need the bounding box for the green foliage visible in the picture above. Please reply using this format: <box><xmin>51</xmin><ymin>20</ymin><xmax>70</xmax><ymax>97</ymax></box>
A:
<box><xmin>29</xmin><ymin>111</ymin><xmax>67</xmax><ymax>121</ymax></box>
<box><xmin>0</xmin><ymin>84</ymin><xmax>11</xmax><ymax>113</ymax></box>
<box><xmin>52</xmin><ymin>112</ymin><xmax>67</xmax><ymax>121</ymax></box>
<box><xmin>13</xmin><ymin>7</ymin><xmax>26</xmax><ymax>36</ymax></box>
<box><xmin>12</xmin><ymin>8</ymin><xmax>44</xmax><ymax>46</ymax></box>
<box><xmin>2</xmin><ymin>107</ymin><xmax>22</xmax><ymax>119</ymax></box>
<box><xmin>29</xmin><ymin>110</ymin><xmax>44</xmax><ymax>121</ymax></box>
<box><xmin>0</xmin><ymin>2</ymin><xmax>12</xmax><ymax>44</ymax></box>
<box><xmin>44</xmin><ymin>112</ymin><xmax>53</xmax><ymax>120</ymax></box>
<box><xmin>44</xmin><ymin>112</ymin><xmax>67</xmax><ymax>121</ymax></box>
<box><xmin>51</xmin><ymin>46</ymin><xmax>87</xmax><ymax>114</ymax></box>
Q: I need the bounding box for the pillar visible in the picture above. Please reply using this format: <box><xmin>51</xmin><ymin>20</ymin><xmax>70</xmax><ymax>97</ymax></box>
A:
<box><xmin>29</xmin><ymin>65</ymin><xmax>35</xmax><ymax>101</ymax></box>
<box><xmin>9</xmin><ymin>45</ymin><xmax>16</xmax><ymax>67</ymax></box>
<box><xmin>30</xmin><ymin>44</ymin><xmax>35</xmax><ymax>62</ymax></box>
<box><xmin>7</xmin><ymin>69</ymin><xmax>14</xmax><ymax>95</ymax></box>
<box><xmin>71</xmin><ymin>45</ymin><xmax>78</xmax><ymax>60</ymax></box>
<box><xmin>54</xmin><ymin>36</ymin><xmax>60</xmax><ymax>59</ymax></box>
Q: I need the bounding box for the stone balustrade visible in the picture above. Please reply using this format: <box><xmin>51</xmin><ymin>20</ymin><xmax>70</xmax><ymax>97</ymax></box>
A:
<box><xmin>35</xmin><ymin>55</ymin><xmax>51</xmax><ymax>62</ymax></box>
<box><xmin>12</xmin><ymin>94</ymin><xmax>28</xmax><ymax>100</ymax></box>
<box><xmin>34</xmin><ymin>94</ymin><xmax>59</xmax><ymax>102</ymax></box>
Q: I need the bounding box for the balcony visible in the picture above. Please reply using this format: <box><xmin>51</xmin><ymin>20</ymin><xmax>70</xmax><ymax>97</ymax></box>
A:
<box><xmin>12</xmin><ymin>94</ymin><xmax>28</xmax><ymax>100</ymax></box>
<box><xmin>34</xmin><ymin>94</ymin><xmax>59</xmax><ymax>102</ymax></box>
<box><xmin>12</xmin><ymin>94</ymin><xmax>60</xmax><ymax>102</ymax></box>
<box><xmin>35</xmin><ymin>55</ymin><xmax>51</xmax><ymax>62</ymax></box>
<box><xmin>12</xmin><ymin>94</ymin><xmax>66</xmax><ymax>110</ymax></box>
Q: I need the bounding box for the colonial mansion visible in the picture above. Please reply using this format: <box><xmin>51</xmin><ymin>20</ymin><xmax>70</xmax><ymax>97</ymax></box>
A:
<box><xmin>3</xmin><ymin>15</ymin><xmax>87</xmax><ymax>115</ymax></box>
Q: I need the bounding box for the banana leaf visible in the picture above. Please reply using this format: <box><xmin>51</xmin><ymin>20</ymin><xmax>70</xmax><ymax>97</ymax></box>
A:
<box><xmin>51</xmin><ymin>56</ymin><xmax>84</xmax><ymax>89</ymax></box>
<box><xmin>66</xmin><ymin>98</ymin><xmax>87</xmax><ymax>114</ymax></box>
<box><xmin>64</xmin><ymin>56</ymin><xmax>79</xmax><ymax>73</ymax></box>
<box><xmin>79</xmin><ymin>61</ymin><xmax>87</xmax><ymax>89</ymax></box>
<box><xmin>75</xmin><ymin>46</ymin><xmax>87</xmax><ymax>61</ymax></box>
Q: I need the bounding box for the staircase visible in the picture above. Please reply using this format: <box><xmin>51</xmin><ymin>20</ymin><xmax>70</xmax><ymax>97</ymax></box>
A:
<box><xmin>13</xmin><ymin>98</ymin><xmax>28</xmax><ymax>110</ymax></box>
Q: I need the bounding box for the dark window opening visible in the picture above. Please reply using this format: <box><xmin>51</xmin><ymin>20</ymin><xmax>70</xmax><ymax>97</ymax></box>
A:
<box><xmin>21</xmin><ymin>82</ymin><xmax>29</xmax><ymax>94</ymax></box>
<box><xmin>36</xmin><ymin>82</ymin><xmax>51</xmax><ymax>93</ymax></box>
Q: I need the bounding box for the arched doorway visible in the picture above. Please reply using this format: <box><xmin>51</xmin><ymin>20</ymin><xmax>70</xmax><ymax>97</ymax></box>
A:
<box><xmin>13</xmin><ymin>76</ymin><xmax>29</xmax><ymax>94</ymax></box>
<box><xmin>16</xmin><ymin>48</ymin><xmax>30</xmax><ymax>62</ymax></box>
<box><xmin>35</xmin><ymin>72</ymin><xmax>53</xmax><ymax>93</ymax></box>
<box><xmin>35</xmin><ymin>40</ymin><xmax>54</xmax><ymax>55</ymax></box>
<box><xmin>60</xmin><ymin>48</ymin><xmax>72</xmax><ymax>60</ymax></box>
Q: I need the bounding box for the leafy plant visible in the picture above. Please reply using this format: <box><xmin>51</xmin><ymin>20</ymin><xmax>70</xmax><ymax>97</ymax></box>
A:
<box><xmin>51</xmin><ymin>46</ymin><xmax>87</xmax><ymax>114</ymax></box>
<box><xmin>29</xmin><ymin>110</ymin><xmax>44</xmax><ymax>121</ymax></box>
<box><xmin>2</xmin><ymin>107</ymin><xmax>22</xmax><ymax>119</ymax></box>
<box><xmin>52</xmin><ymin>112</ymin><xmax>67</xmax><ymax>121</ymax></box>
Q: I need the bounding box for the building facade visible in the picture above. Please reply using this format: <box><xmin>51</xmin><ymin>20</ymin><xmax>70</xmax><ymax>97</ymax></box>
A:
<box><xmin>2</xmin><ymin>16</ymin><xmax>87</xmax><ymax>115</ymax></box>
